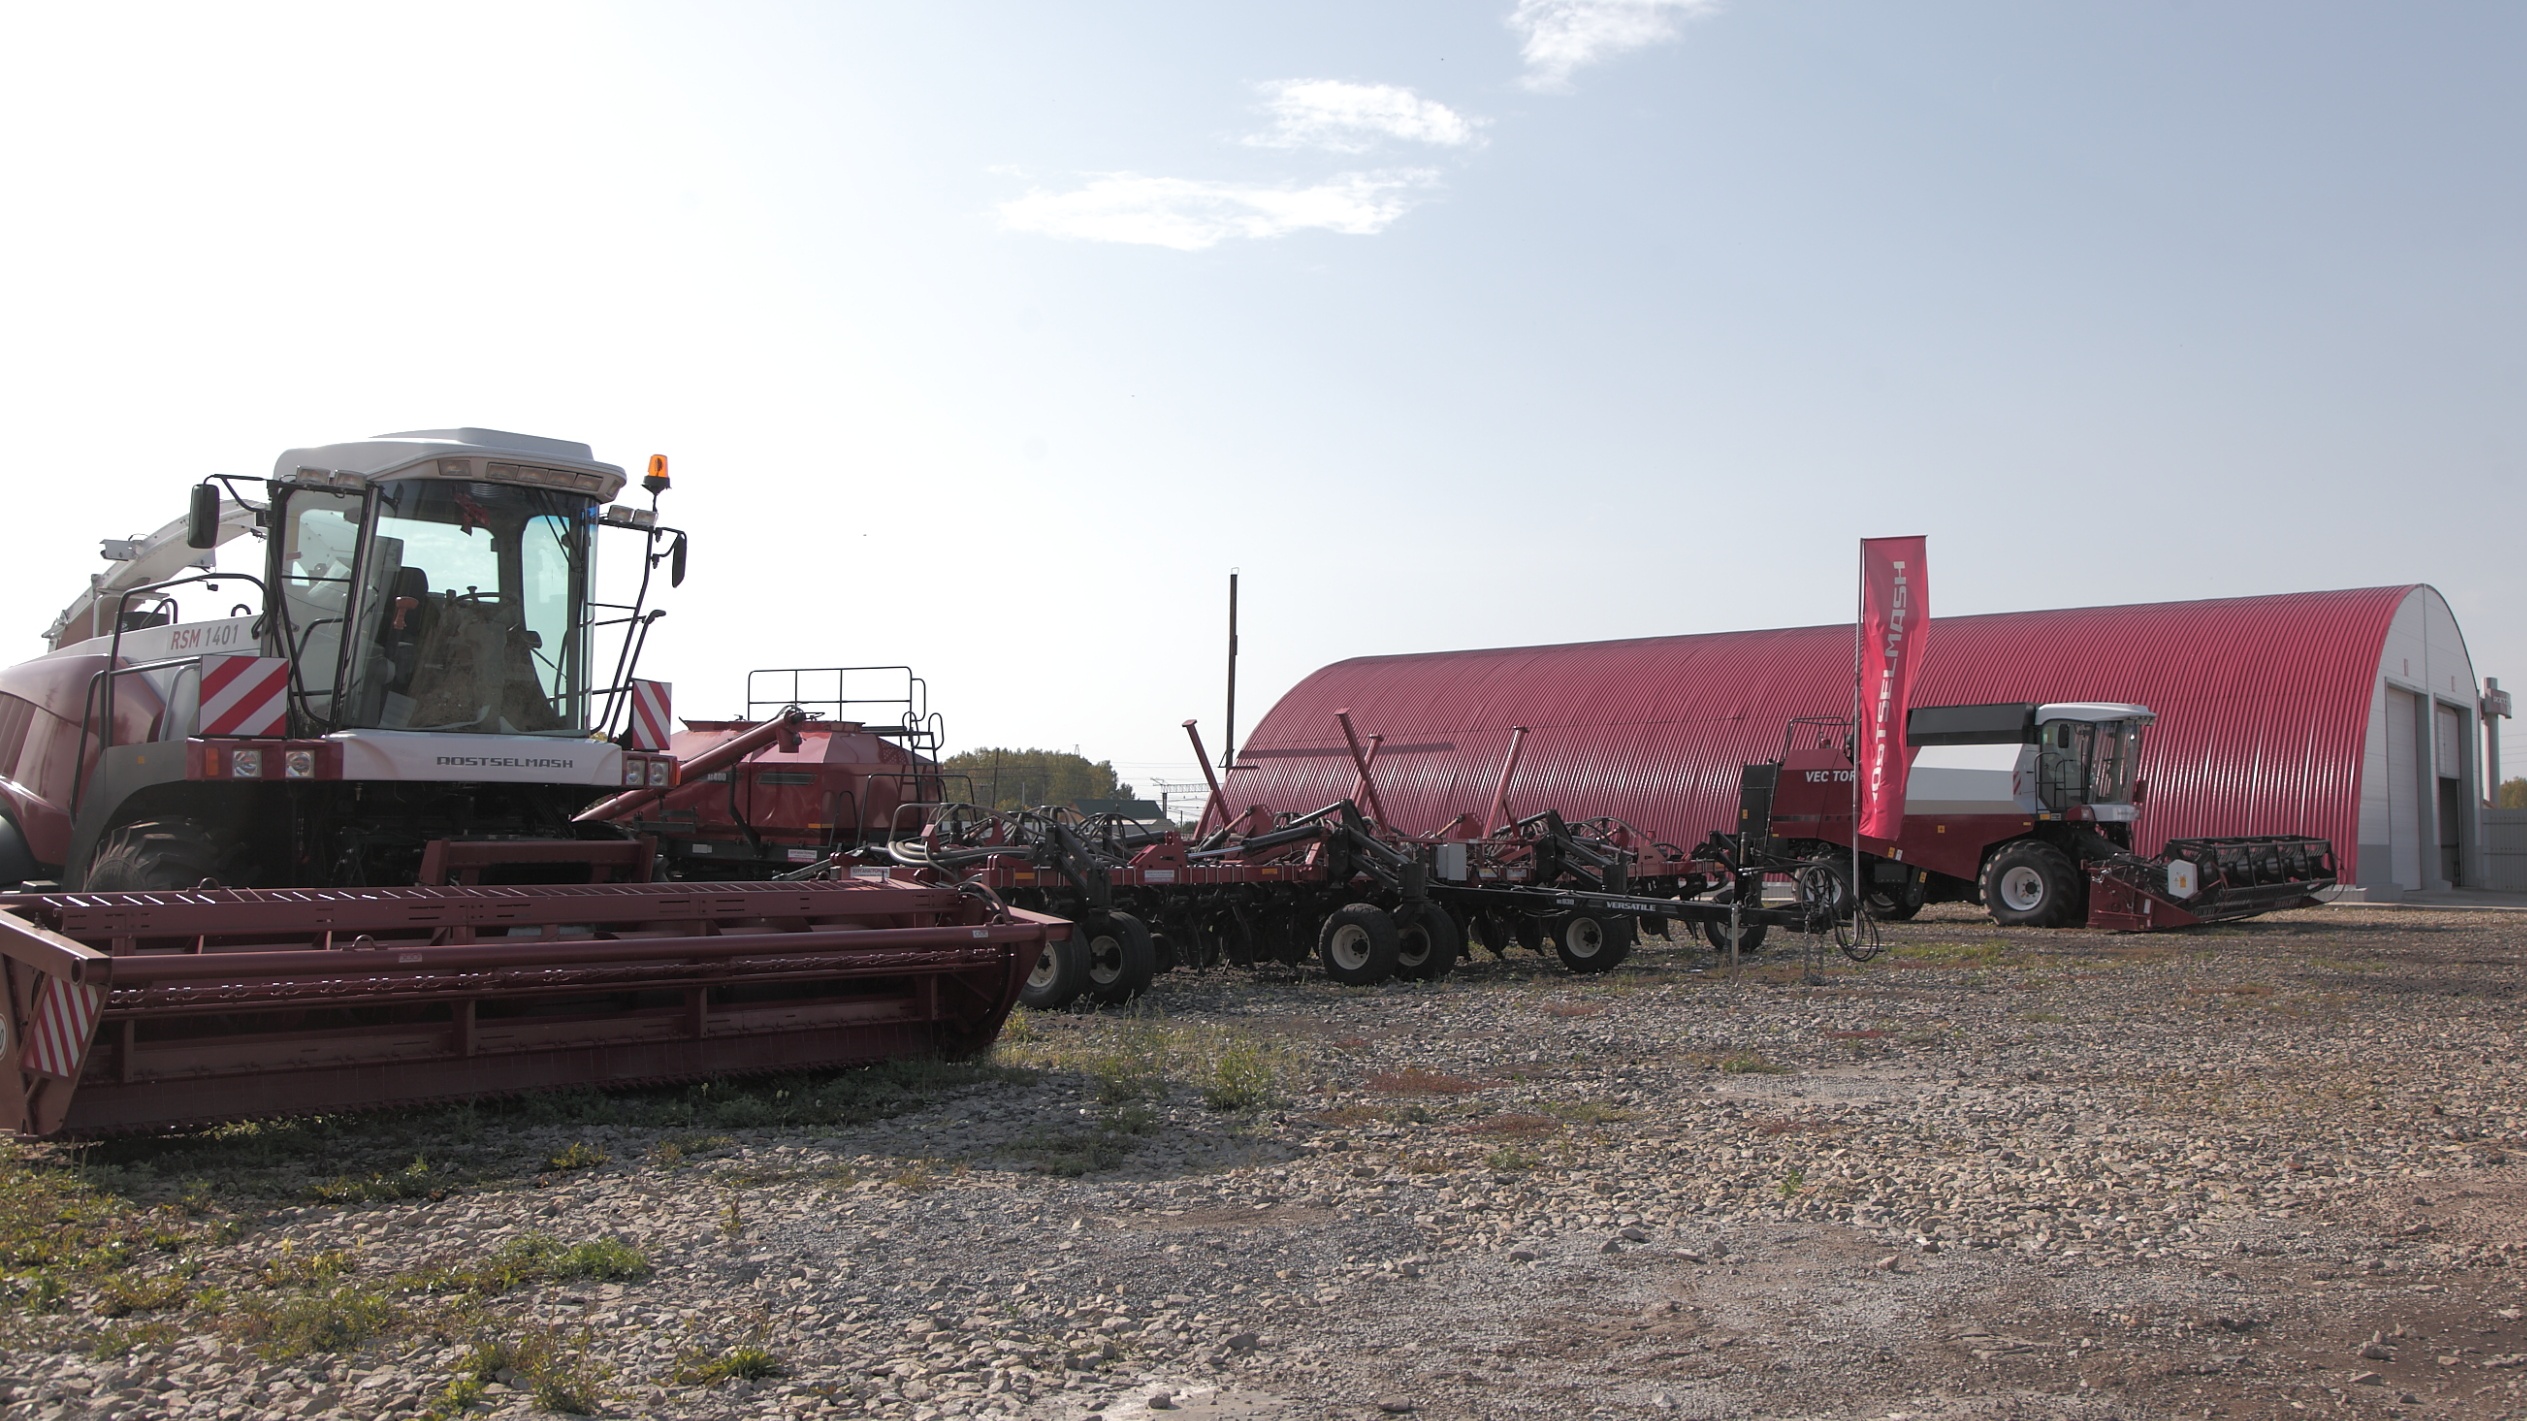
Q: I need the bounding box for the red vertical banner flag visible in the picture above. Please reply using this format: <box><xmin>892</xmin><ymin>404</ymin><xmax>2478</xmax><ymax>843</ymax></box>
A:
<box><xmin>1857</xmin><ymin>536</ymin><xmax>1929</xmax><ymax>842</ymax></box>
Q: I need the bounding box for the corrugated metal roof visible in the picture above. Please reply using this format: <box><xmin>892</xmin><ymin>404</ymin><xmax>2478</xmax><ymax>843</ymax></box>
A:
<box><xmin>1224</xmin><ymin>586</ymin><xmax>2421</xmax><ymax>879</ymax></box>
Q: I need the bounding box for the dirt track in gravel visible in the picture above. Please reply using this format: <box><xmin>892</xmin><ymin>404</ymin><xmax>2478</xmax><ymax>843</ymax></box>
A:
<box><xmin>4</xmin><ymin>903</ymin><xmax>2524</xmax><ymax>1421</ymax></box>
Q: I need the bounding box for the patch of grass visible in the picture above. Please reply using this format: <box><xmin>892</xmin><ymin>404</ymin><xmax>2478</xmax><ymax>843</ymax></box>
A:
<box><xmin>1312</xmin><ymin>1105</ymin><xmax>1384</xmax><ymax>1127</ymax></box>
<box><xmin>92</xmin><ymin>1267</ymin><xmax>193</xmax><ymax>1318</ymax></box>
<box><xmin>1000</xmin><ymin>1012</ymin><xmax>1292</xmax><ymax>1115</ymax></box>
<box><xmin>1484</xmin><ymin>1145</ymin><xmax>1541</xmax><ymax>1173</ymax></box>
<box><xmin>671</xmin><ymin>1343</ymin><xmax>785</xmax><ymax>1386</ymax></box>
<box><xmin>1367</xmin><ymin>1068</ymin><xmax>1483</xmax><ymax>1096</ymax></box>
<box><xmin>544</xmin><ymin>1142</ymin><xmax>609</xmax><ymax>1172</ymax></box>
<box><xmin>310</xmin><ymin>1155</ymin><xmax>448</xmax><ymax>1204</ymax></box>
<box><xmin>0</xmin><ymin>1143</ymin><xmax>219</xmax><ymax>1314</ymax></box>
<box><xmin>1718</xmin><ymin>1053</ymin><xmax>1788</xmax><ymax>1075</ymax></box>
<box><xmin>1201</xmin><ymin>1039</ymin><xmax>1281</xmax><ymax>1111</ymax></box>
<box><xmin>405</xmin><ymin>1232</ymin><xmax>647</xmax><ymax>1298</ymax></box>
<box><xmin>257</xmin><ymin>1244</ymin><xmax>356</xmax><ymax>1289</ymax></box>
<box><xmin>458</xmin><ymin>1327</ymin><xmax>611</xmax><ymax>1415</ymax></box>
<box><xmin>232</xmin><ymin>1281</ymin><xmax>406</xmax><ymax>1358</ymax></box>
<box><xmin>647</xmin><ymin>1133</ymin><xmax>735</xmax><ymax>1166</ymax></box>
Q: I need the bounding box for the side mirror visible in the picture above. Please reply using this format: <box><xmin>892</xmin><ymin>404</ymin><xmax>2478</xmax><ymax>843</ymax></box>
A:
<box><xmin>669</xmin><ymin>532</ymin><xmax>688</xmax><ymax>588</ymax></box>
<box><xmin>186</xmin><ymin>484</ymin><xmax>221</xmax><ymax>549</ymax></box>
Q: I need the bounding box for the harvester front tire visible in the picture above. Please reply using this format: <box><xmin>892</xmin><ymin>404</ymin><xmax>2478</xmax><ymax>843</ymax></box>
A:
<box><xmin>1020</xmin><ymin>935</ymin><xmax>1089</xmax><ymax>1010</ymax></box>
<box><xmin>1083</xmin><ymin>912</ymin><xmax>1158</xmax><ymax>1004</ymax></box>
<box><xmin>1316</xmin><ymin>903</ymin><xmax>1400</xmax><ymax>986</ymax></box>
<box><xmin>85</xmin><ymin>818</ymin><xmax>223</xmax><ymax>892</ymax></box>
<box><xmin>1392</xmin><ymin>903</ymin><xmax>1461</xmax><ymax>982</ymax></box>
<box><xmin>1555</xmin><ymin>910</ymin><xmax>1633</xmax><ymax>974</ymax></box>
<box><xmin>1983</xmin><ymin>841</ymin><xmax>2082</xmax><ymax>928</ymax></box>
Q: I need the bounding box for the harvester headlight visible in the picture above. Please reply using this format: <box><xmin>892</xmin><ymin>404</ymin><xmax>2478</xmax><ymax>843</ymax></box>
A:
<box><xmin>231</xmin><ymin>749</ymin><xmax>262</xmax><ymax>779</ymax></box>
<box><xmin>648</xmin><ymin>760</ymin><xmax>671</xmax><ymax>787</ymax></box>
<box><xmin>284</xmin><ymin>750</ymin><xmax>315</xmax><ymax>780</ymax></box>
<box><xmin>623</xmin><ymin>763</ymin><xmax>646</xmax><ymax>787</ymax></box>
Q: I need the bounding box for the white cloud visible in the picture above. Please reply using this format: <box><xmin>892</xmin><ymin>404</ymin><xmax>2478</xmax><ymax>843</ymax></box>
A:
<box><xmin>1246</xmin><ymin>79</ymin><xmax>1479</xmax><ymax>154</ymax></box>
<box><xmin>997</xmin><ymin>170</ymin><xmax>1438</xmax><ymax>251</ymax></box>
<box><xmin>1509</xmin><ymin>0</ymin><xmax>1720</xmax><ymax>91</ymax></box>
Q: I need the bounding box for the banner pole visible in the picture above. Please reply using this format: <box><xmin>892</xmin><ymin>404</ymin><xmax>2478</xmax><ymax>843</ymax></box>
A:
<box><xmin>1853</xmin><ymin>540</ymin><xmax>1863</xmax><ymax>929</ymax></box>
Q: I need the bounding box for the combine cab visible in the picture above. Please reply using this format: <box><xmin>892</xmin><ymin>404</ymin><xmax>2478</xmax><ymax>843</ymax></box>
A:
<box><xmin>0</xmin><ymin>431</ymin><xmax>1058</xmax><ymax>1135</ymax></box>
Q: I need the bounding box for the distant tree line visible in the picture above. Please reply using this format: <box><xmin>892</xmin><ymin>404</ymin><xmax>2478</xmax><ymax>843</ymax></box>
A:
<box><xmin>2501</xmin><ymin>778</ymin><xmax>2527</xmax><ymax>810</ymax></box>
<box><xmin>940</xmin><ymin>748</ymin><xmax>1137</xmax><ymax>812</ymax></box>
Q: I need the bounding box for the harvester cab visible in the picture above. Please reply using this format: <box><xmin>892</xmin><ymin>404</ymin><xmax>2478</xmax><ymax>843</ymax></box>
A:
<box><xmin>21</xmin><ymin>429</ymin><xmax>689</xmax><ymax>890</ymax></box>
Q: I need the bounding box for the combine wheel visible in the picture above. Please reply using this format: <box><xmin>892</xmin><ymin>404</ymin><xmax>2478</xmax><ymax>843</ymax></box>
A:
<box><xmin>1554</xmin><ymin>910</ymin><xmax>1633</xmax><ymax>974</ymax></box>
<box><xmin>1392</xmin><ymin>903</ymin><xmax>1461</xmax><ymax>982</ymax></box>
<box><xmin>1316</xmin><ymin>903</ymin><xmax>1400</xmax><ymax>986</ymax></box>
<box><xmin>1019</xmin><ymin>935</ymin><xmax>1089</xmax><ymax>1010</ymax></box>
<box><xmin>85</xmin><ymin>818</ymin><xmax>224</xmax><ymax>891</ymax></box>
<box><xmin>1981</xmin><ymin>841</ymin><xmax>2082</xmax><ymax>928</ymax></box>
<box><xmin>1082</xmin><ymin>912</ymin><xmax>1158</xmax><ymax>1003</ymax></box>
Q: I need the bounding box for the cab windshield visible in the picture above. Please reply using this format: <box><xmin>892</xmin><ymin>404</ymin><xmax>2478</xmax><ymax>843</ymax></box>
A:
<box><xmin>325</xmin><ymin>478</ymin><xmax>596</xmax><ymax>734</ymax></box>
<box><xmin>2033</xmin><ymin>718</ymin><xmax>2146</xmax><ymax>810</ymax></box>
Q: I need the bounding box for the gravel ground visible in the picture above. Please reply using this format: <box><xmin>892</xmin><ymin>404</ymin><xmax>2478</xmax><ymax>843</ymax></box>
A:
<box><xmin>3</xmin><ymin>903</ymin><xmax>2524</xmax><ymax>1421</ymax></box>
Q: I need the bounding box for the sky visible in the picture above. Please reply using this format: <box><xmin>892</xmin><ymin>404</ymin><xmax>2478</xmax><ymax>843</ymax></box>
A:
<box><xmin>1</xmin><ymin>1</ymin><xmax>2520</xmax><ymax>808</ymax></box>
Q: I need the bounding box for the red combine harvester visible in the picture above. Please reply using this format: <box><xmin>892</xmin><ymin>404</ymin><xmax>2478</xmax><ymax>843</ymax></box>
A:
<box><xmin>1721</xmin><ymin>701</ymin><xmax>2335</xmax><ymax>930</ymax></box>
<box><xmin>0</xmin><ymin>430</ymin><xmax>1056</xmax><ymax>1137</ymax></box>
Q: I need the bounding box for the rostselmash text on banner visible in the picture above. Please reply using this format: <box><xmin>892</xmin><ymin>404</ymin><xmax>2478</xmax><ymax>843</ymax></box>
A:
<box><xmin>1858</xmin><ymin>536</ymin><xmax>1928</xmax><ymax>843</ymax></box>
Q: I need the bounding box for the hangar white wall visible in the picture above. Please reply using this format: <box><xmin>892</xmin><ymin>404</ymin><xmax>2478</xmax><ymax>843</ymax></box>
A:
<box><xmin>2355</xmin><ymin>587</ymin><xmax>2482</xmax><ymax>892</ymax></box>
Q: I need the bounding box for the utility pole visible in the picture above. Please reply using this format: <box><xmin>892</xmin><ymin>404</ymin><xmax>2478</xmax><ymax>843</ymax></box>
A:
<box><xmin>1223</xmin><ymin>570</ymin><xmax>1240</xmax><ymax>771</ymax></box>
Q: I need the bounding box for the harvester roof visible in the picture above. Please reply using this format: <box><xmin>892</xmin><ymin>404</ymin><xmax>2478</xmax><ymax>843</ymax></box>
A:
<box><xmin>273</xmin><ymin>427</ymin><xmax>627</xmax><ymax>500</ymax></box>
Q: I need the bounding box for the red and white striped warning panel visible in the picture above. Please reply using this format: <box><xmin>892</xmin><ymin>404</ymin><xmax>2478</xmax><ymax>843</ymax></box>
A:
<box><xmin>21</xmin><ymin>977</ymin><xmax>104</xmax><ymax>1081</ymax></box>
<box><xmin>200</xmin><ymin>655</ymin><xmax>291</xmax><ymax>737</ymax></box>
<box><xmin>627</xmin><ymin>679</ymin><xmax>674</xmax><ymax>752</ymax></box>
